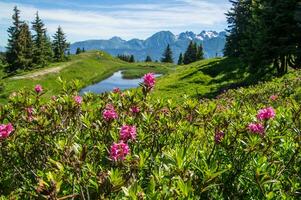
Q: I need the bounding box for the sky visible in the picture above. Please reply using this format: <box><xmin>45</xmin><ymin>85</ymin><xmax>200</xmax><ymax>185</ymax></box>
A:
<box><xmin>0</xmin><ymin>0</ymin><xmax>231</xmax><ymax>46</ymax></box>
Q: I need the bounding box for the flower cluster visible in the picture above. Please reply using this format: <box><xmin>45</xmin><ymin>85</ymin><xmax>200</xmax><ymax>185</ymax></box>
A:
<box><xmin>247</xmin><ymin>123</ymin><xmax>264</xmax><ymax>135</ymax></box>
<box><xmin>110</xmin><ymin>141</ymin><xmax>130</xmax><ymax>161</ymax></box>
<box><xmin>143</xmin><ymin>73</ymin><xmax>155</xmax><ymax>89</ymax></box>
<box><xmin>120</xmin><ymin>125</ymin><xmax>136</xmax><ymax>142</ymax></box>
<box><xmin>113</xmin><ymin>87</ymin><xmax>121</xmax><ymax>94</ymax></box>
<box><xmin>74</xmin><ymin>95</ymin><xmax>83</xmax><ymax>105</ymax></box>
<box><xmin>26</xmin><ymin>107</ymin><xmax>34</xmax><ymax>122</ymax></box>
<box><xmin>130</xmin><ymin>106</ymin><xmax>140</xmax><ymax>114</ymax></box>
<box><xmin>257</xmin><ymin>107</ymin><xmax>276</xmax><ymax>120</ymax></box>
<box><xmin>0</xmin><ymin>123</ymin><xmax>14</xmax><ymax>139</ymax></box>
<box><xmin>35</xmin><ymin>84</ymin><xmax>43</xmax><ymax>94</ymax></box>
<box><xmin>214</xmin><ymin>131</ymin><xmax>225</xmax><ymax>144</ymax></box>
<box><xmin>103</xmin><ymin>104</ymin><xmax>118</xmax><ymax>121</ymax></box>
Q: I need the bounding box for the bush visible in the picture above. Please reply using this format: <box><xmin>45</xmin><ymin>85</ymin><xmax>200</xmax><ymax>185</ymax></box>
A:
<box><xmin>0</xmin><ymin>71</ymin><xmax>301</xmax><ymax>199</ymax></box>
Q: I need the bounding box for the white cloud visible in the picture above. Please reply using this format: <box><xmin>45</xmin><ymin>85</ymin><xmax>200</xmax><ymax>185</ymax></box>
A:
<box><xmin>0</xmin><ymin>0</ymin><xmax>230</xmax><ymax>45</ymax></box>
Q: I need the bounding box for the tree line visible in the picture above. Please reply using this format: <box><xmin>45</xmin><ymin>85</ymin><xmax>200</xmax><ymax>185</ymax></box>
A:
<box><xmin>224</xmin><ymin>0</ymin><xmax>301</xmax><ymax>75</ymax></box>
<box><xmin>5</xmin><ymin>7</ymin><xmax>69</xmax><ymax>73</ymax></box>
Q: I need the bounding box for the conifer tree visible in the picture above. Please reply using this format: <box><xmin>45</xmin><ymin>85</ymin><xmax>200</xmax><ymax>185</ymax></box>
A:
<box><xmin>196</xmin><ymin>44</ymin><xmax>204</xmax><ymax>61</ymax></box>
<box><xmin>52</xmin><ymin>26</ymin><xmax>69</xmax><ymax>61</ymax></box>
<box><xmin>161</xmin><ymin>44</ymin><xmax>173</xmax><ymax>63</ymax></box>
<box><xmin>129</xmin><ymin>55</ymin><xmax>135</xmax><ymax>63</ymax></box>
<box><xmin>16</xmin><ymin>23</ymin><xmax>33</xmax><ymax>70</ymax></box>
<box><xmin>82</xmin><ymin>48</ymin><xmax>85</xmax><ymax>53</ymax></box>
<box><xmin>177</xmin><ymin>53</ymin><xmax>183</xmax><ymax>65</ymax></box>
<box><xmin>183</xmin><ymin>41</ymin><xmax>197</xmax><ymax>64</ymax></box>
<box><xmin>32</xmin><ymin>12</ymin><xmax>53</xmax><ymax>67</ymax></box>
<box><xmin>145</xmin><ymin>55</ymin><xmax>152</xmax><ymax>62</ymax></box>
<box><xmin>76</xmin><ymin>47</ymin><xmax>81</xmax><ymax>54</ymax></box>
<box><xmin>6</xmin><ymin>6</ymin><xmax>23</xmax><ymax>72</ymax></box>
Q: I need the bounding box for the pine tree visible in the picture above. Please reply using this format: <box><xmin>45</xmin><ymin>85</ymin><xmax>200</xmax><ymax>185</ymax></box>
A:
<box><xmin>129</xmin><ymin>55</ymin><xmax>135</xmax><ymax>63</ymax></box>
<box><xmin>52</xmin><ymin>26</ymin><xmax>69</xmax><ymax>61</ymax></box>
<box><xmin>145</xmin><ymin>55</ymin><xmax>152</xmax><ymax>62</ymax></box>
<box><xmin>161</xmin><ymin>44</ymin><xmax>173</xmax><ymax>63</ymax></box>
<box><xmin>76</xmin><ymin>47</ymin><xmax>81</xmax><ymax>54</ymax></box>
<box><xmin>196</xmin><ymin>44</ymin><xmax>204</xmax><ymax>61</ymax></box>
<box><xmin>177</xmin><ymin>53</ymin><xmax>183</xmax><ymax>65</ymax></box>
<box><xmin>183</xmin><ymin>41</ymin><xmax>197</xmax><ymax>64</ymax></box>
<box><xmin>6</xmin><ymin>6</ymin><xmax>23</xmax><ymax>72</ymax></box>
<box><xmin>82</xmin><ymin>48</ymin><xmax>85</xmax><ymax>53</ymax></box>
<box><xmin>16</xmin><ymin>23</ymin><xmax>33</xmax><ymax>70</ymax></box>
<box><xmin>32</xmin><ymin>12</ymin><xmax>53</xmax><ymax>67</ymax></box>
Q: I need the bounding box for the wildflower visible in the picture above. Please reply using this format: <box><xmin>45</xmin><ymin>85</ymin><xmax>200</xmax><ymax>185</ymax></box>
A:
<box><xmin>257</xmin><ymin>107</ymin><xmax>276</xmax><ymax>120</ymax></box>
<box><xmin>110</xmin><ymin>141</ymin><xmax>130</xmax><ymax>161</ymax></box>
<box><xmin>248</xmin><ymin>123</ymin><xmax>265</xmax><ymax>135</ymax></box>
<box><xmin>74</xmin><ymin>95</ymin><xmax>83</xmax><ymax>105</ymax></box>
<box><xmin>113</xmin><ymin>88</ymin><xmax>121</xmax><ymax>94</ymax></box>
<box><xmin>26</xmin><ymin>107</ymin><xmax>34</xmax><ymax>122</ymax></box>
<box><xmin>214</xmin><ymin>131</ymin><xmax>225</xmax><ymax>144</ymax></box>
<box><xmin>269</xmin><ymin>95</ymin><xmax>278</xmax><ymax>101</ymax></box>
<box><xmin>0</xmin><ymin>123</ymin><xmax>14</xmax><ymax>139</ymax></box>
<box><xmin>103</xmin><ymin>105</ymin><xmax>118</xmax><ymax>121</ymax></box>
<box><xmin>143</xmin><ymin>73</ymin><xmax>155</xmax><ymax>89</ymax></box>
<box><xmin>130</xmin><ymin>106</ymin><xmax>140</xmax><ymax>114</ymax></box>
<box><xmin>35</xmin><ymin>84</ymin><xmax>43</xmax><ymax>93</ymax></box>
<box><xmin>51</xmin><ymin>96</ymin><xmax>57</xmax><ymax>101</ymax></box>
<box><xmin>120</xmin><ymin>125</ymin><xmax>136</xmax><ymax>141</ymax></box>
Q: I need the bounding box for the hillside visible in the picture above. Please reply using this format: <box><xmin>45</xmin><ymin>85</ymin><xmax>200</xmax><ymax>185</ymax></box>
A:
<box><xmin>70</xmin><ymin>30</ymin><xmax>226</xmax><ymax>61</ymax></box>
<box><xmin>1</xmin><ymin>62</ymin><xmax>300</xmax><ymax>198</ymax></box>
<box><xmin>153</xmin><ymin>57</ymin><xmax>273</xmax><ymax>101</ymax></box>
<box><xmin>0</xmin><ymin>51</ymin><xmax>174</xmax><ymax>102</ymax></box>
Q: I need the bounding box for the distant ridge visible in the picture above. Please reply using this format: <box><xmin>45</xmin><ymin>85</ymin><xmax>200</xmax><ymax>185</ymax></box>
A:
<box><xmin>70</xmin><ymin>30</ymin><xmax>226</xmax><ymax>62</ymax></box>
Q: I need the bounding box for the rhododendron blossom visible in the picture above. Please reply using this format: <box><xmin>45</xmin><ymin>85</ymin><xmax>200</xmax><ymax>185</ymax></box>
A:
<box><xmin>113</xmin><ymin>88</ymin><xmax>121</xmax><ymax>94</ymax></box>
<box><xmin>103</xmin><ymin>105</ymin><xmax>118</xmax><ymax>121</ymax></box>
<box><xmin>0</xmin><ymin>123</ymin><xmax>14</xmax><ymax>139</ymax></box>
<box><xmin>214</xmin><ymin>131</ymin><xmax>225</xmax><ymax>144</ymax></box>
<box><xmin>74</xmin><ymin>96</ymin><xmax>83</xmax><ymax>105</ymax></box>
<box><xmin>257</xmin><ymin>107</ymin><xmax>276</xmax><ymax>120</ymax></box>
<box><xmin>269</xmin><ymin>95</ymin><xmax>278</xmax><ymax>101</ymax></box>
<box><xmin>110</xmin><ymin>141</ymin><xmax>130</xmax><ymax>161</ymax></box>
<box><xmin>143</xmin><ymin>73</ymin><xmax>155</xmax><ymax>89</ymax></box>
<box><xmin>248</xmin><ymin>123</ymin><xmax>265</xmax><ymax>135</ymax></box>
<box><xmin>120</xmin><ymin>125</ymin><xmax>136</xmax><ymax>141</ymax></box>
<box><xmin>130</xmin><ymin>106</ymin><xmax>140</xmax><ymax>114</ymax></box>
<box><xmin>35</xmin><ymin>84</ymin><xmax>43</xmax><ymax>93</ymax></box>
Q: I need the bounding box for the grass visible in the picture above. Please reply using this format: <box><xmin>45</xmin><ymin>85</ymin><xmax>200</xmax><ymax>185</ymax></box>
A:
<box><xmin>152</xmin><ymin>57</ymin><xmax>274</xmax><ymax>101</ymax></box>
<box><xmin>0</xmin><ymin>51</ymin><xmax>175</xmax><ymax>103</ymax></box>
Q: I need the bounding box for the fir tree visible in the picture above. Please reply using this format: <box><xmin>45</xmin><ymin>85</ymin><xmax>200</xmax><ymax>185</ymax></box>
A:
<box><xmin>82</xmin><ymin>48</ymin><xmax>85</xmax><ymax>53</ymax></box>
<box><xmin>76</xmin><ymin>47</ymin><xmax>81</xmax><ymax>55</ymax></box>
<box><xmin>52</xmin><ymin>26</ymin><xmax>69</xmax><ymax>61</ymax></box>
<box><xmin>32</xmin><ymin>12</ymin><xmax>53</xmax><ymax>67</ymax></box>
<box><xmin>161</xmin><ymin>44</ymin><xmax>173</xmax><ymax>63</ymax></box>
<box><xmin>145</xmin><ymin>55</ymin><xmax>152</xmax><ymax>62</ymax></box>
<box><xmin>183</xmin><ymin>41</ymin><xmax>197</xmax><ymax>64</ymax></box>
<box><xmin>196</xmin><ymin>44</ymin><xmax>204</xmax><ymax>60</ymax></box>
<box><xmin>16</xmin><ymin>23</ymin><xmax>33</xmax><ymax>70</ymax></box>
<box><xmin>129</xmin><ymin>55</ymin><xmax>135</xmax><ymax>63</ymax></box>
<box><xmin>177</xmin><ymin>53</ymin><xmax>183</xmax><ymax>65</ymax></box>
<box><xmin>6</xmin><ymin>6</ymin><xmax>23</xmax><ymax>72</ymax></box>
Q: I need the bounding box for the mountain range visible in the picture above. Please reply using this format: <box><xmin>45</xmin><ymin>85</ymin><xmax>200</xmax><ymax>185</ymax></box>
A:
<box><xmin>70</xmin><ymin>30</ymin><xmax>226</xmax><ymax>62</ymax></box>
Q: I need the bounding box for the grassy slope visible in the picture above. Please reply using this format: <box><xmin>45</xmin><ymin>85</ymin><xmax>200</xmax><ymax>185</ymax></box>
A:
<box><xmin>0</xmin><ymin>51</ymin><xmax>174</xmax><ymax>102</ymax></box>
<box><xmin>152</xmin><ymin>57</ymin><xmax>273</xmax><ymax>101</ymax></box>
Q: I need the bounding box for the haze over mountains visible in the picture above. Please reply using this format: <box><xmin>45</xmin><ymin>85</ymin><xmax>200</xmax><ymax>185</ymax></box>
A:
<box><xmin>0</xmin><ymin>46</ymin><xmax>5</xmax><ymax>52</ymax></box>
<box><xmin>70</xmin><ymin>30</ymin><xmax>226</xmax><ymax>62</ymax></box>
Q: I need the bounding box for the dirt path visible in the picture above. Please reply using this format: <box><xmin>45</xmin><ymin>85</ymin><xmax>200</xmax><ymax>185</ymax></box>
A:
<box><xmin>10</xmin><ymin>61</ymin><xmax>78</xmax><ymax>80</ymax></box>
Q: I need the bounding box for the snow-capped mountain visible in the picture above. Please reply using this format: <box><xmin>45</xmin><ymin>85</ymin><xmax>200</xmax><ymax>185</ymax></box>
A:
<box><xmin>70</xmin><ymin>30</ymin><xmax>226</xmax><ymax>62</ymax></box>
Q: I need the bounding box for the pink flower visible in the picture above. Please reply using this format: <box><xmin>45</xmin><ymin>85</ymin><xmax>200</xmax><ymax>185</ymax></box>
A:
<box><xmin>130</xmin><ymin>106</ymin><xmax>140</xmax><ymax>114</ymax></box>
<box><xmin>74</xmin><ymin>95</ymin><xmax>83</xmax><ymax>105</ymax></box>
<box><xmin>35</xmin><ymin>84</ymin><xmax>43</xmax><ymax>93</ymax></box>
<box><xmin>103</xmin><ymin>105</ymin><xmax>118</xmax><ymax>121</ymax></box>
<box><xmin>113</xmin><ymin>88</ymin><xmax>121</xmax><ymax>94</ymax></box>
<box><xmin>51</xmin><ymin>96</ymin><xmax>57</xmax><ymax>101</ymax></box>
<box><xmin>257</xmin><ymin>107</ymin><xmax>276</xmax><ymax>120</ymax></box>
<box><xmin>0</xmin><ymin>123</ymin><xmax>14</xmax><ymax>139</ymax></box>
<box><xmin>110</xmin><ymin>141</ymin><xmax>130</xmax><ymax>161</ymax></box>
<box><xmin>26</xmin><ymin>107</ymin><xmax>33</xmax><ymax>115</ymax></box>
<box><xmin>143</xmin><ymin>73</ymin><xmax>155</xmax><ymax>89</ymax></box>
<box><xmin>214</xmin><ymin>131</ymin><xmax>225</xmax><ymax>144</ymax></box>
<box><xmin>120</xmin><ymin>125</ymin><xmax>136</xmax><ymax>141</ymax></box>
<box><xmin>269</xmin><ymin>95</ymin><xmax>278</xmax><ymax>101</ymax></box>
<box><xmin>248</xmin><ymin>123</ymin><xmax>265</xmax><ymax>135</ymax></box>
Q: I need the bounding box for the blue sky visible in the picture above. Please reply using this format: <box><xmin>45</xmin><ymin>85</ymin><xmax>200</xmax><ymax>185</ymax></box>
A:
<box><xmin>0</xmin><ymin>0</ymin><xmax>230</xmax><ymax>46</ymax></box>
